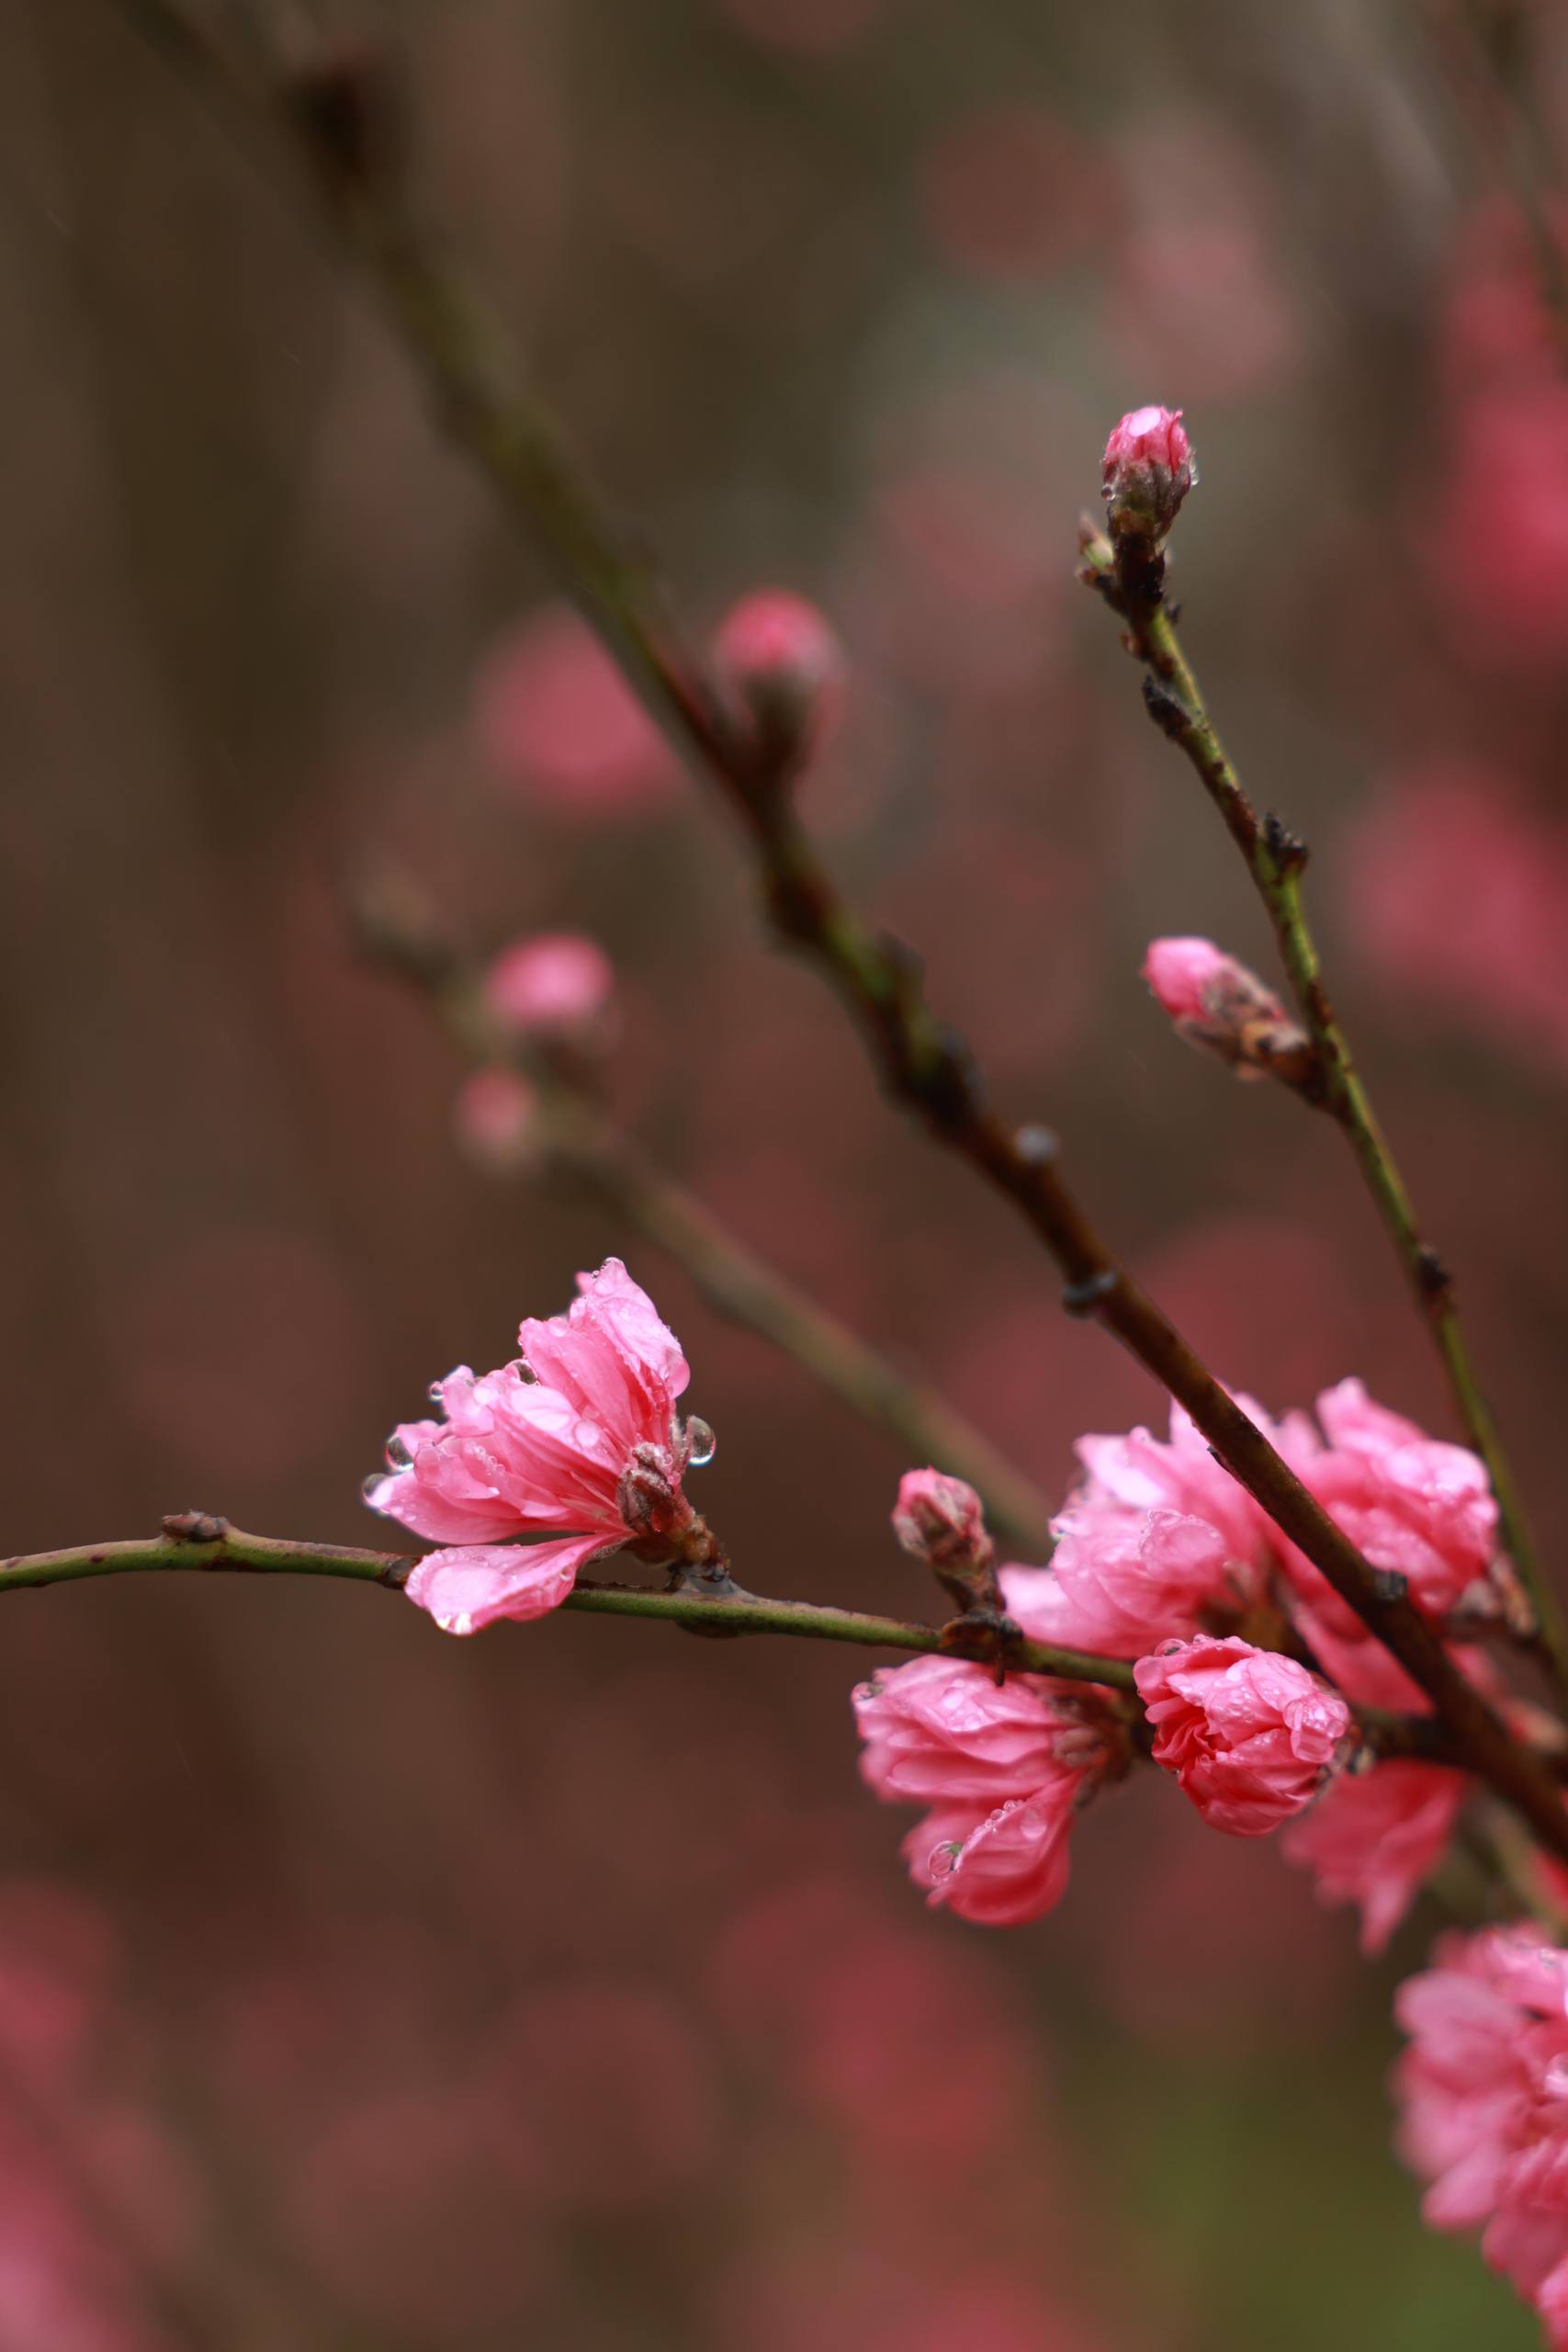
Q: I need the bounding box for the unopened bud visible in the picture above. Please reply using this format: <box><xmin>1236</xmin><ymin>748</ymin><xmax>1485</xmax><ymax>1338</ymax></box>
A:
<box><xmin>1101</xmin><ymin>405</ymin><xmax>1196</xmax><ymax>543</ymax></box>
<box><xmin>1143</xmin><ymin>936</ymin><xmax>1315</xmax><ymax>1087</ymax></box>
<box><xmin>712</xmin><ymin>590</ymin><xmax>844</xmax><ymax>775</ymax></box>
<box><xmin>453</xmin><ymin>1068</ymin><xmax>540</xmax><ymax>1172</ymax></box>
<box><xmin>892</xmin><ymin>1467</ymin><xmax>998</xmax><ymax>1611</ymax></box>
<box><xmin>482</xmin><ymin>933</ymin><xmax>617</xmax><ymax>1069</ymax></box>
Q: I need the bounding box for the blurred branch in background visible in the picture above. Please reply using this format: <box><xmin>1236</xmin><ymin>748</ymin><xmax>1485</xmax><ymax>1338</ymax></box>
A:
<box><xmin>350</xmin><ymin>874</ymin><xmax>1058</xmax><ymax>1558</ymax></box>
<box><xmin>105</xmin><ymin>0</ymin><xmax>1568</xmax><ymax>1864</ymax></box>
<box><xmin>1422</xmin><ymin>0</ymin><xmax>1568</xmax><ymax>361</ymax></box>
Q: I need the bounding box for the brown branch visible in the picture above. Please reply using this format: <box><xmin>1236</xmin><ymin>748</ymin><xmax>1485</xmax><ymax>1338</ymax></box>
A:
<box><xmin>105</xmin><ymin>0</ymin><xmax>1568</xmax><ymax>1866</ymax></box>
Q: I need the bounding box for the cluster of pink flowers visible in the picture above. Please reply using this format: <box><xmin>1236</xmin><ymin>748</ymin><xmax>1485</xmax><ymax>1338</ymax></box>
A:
<box><xmin>1395</xmin><ymin>1927</ymin><xmax>1568</xmax><ymax>2345</ymax></box>
<box><xmin>850</xmin><ymin>1376</ymin><xmax>1503</xmax><ymax>1950</ymax></box>
<box><xmin>367</xmin><ymin>1259</ymin><xmax>706</xmax><ymax>1634</ymax></box>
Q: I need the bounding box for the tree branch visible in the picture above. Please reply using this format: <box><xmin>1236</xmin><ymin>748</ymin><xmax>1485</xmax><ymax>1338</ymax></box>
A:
<box><xmin>104</xmin><ymin>0</ymin><xmax>1568</xmax><ymax>1866</ymax></box>
<box><xmin>1082</xmin><ymin>524</ymin><xmax>1567</xmax><ymax>1697</ymax></box>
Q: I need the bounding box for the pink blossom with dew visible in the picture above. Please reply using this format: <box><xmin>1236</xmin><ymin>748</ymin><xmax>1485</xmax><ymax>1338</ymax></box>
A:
<box><xmin>366</xmin><ymin>1259</ymin><xmax>705</xmax><ymax>1634</ymax></box>
<box><xmin>452</xmin><ymin>1069</ymin><xmax>538</xmax><ymax>1174</ymax></box>
<box><xmin>1393</xmin><ymin>1926</ymin><xmax>1568</xmax><ymax>2345</ymax></box>
<box><xmin>1001</xmin><ymin>1507</ymin><xmax>1236</xmax><ymax>1659</ymax></box>
<box><xmin>1133</xmin><ymin>1634</ymin><xmax>1349</xmax><ymax>1837</ymax></box>
<box><xmin>1101</xmin><ymin>404</ymin><xmax>1197</xmax><ymax>538</ymax></box>
<box><xmin>852</xmin><ymin>1655</ymin><xmax>1118</xmax><ymax>1927</ymax></box>
<box><xmin>711</xmin><ymin>590</ymin><xmax>844</xmax><ymax>767</ymax></box>
<box><xmin>1282</xmin><ymin>1759</ymin><xmax>1469</xmax><ymax>1953</ymax></box>
<box><xmin>1141</xmin><ymin>935</ymin><xmax>1307</xmax><ymax>1080</ymax></box>
<box><xmin>482</xmin><ymin>933</ymin><xmax>615</xmax><ymax>1042</ymax></box>
<box><xmin>472</xmin><ymin>605</ymin><xmax>679</xmax><ymax>816</ymax></box>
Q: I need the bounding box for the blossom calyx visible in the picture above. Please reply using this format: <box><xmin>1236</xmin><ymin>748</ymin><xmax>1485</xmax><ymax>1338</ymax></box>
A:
<box><xmin>1143</xmin><ymin>935</ymin><xmax>1317</xmax><ymax>1087</ymax></box>
<box><xmin>1101</xmin><ymin>404</ymin><xmax>1197</xmax><ymax>543</ymax></box>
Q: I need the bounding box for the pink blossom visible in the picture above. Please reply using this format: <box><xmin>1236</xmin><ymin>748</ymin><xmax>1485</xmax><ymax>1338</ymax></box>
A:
<box><xmin>482</xmin><ymin>933</ymin><xmax>616</xmax><ymax>1043</ymax></box>
<box><xmin>852</xmin><ymin>1656</ymin><xmax>1116</xmax><ymax>1927</ymax></box>
<box><xmin>711</xmin><ymin>590</ymin><xmax>844</xmax><ymax>767</ymax></box>
<box><xmin>1286</xmin><ymin>1379</ymin><xmax>1497</xmax><ymax>1629</ymax></box>
<box><xmin>1001</xmin><ymin>1507</ymin><xmax>1235</xmax><ymax>1658</ymax></box>
<box><xmin>1101</xmin><ymin>404</ymin><xmax>1197</xmax><ymax>538</ymax></box>
<box><xmin>1393</xmin><ymin>1926</ymin><xmax>1568</xmax><ymax>2344</ymax></box>
<box><xmin>1282</xmin><ymin>1759</ymin><xmax>1468</xmax><ymax>1953</ymax></box>
<box><xmin>1142</xmin><ymin>935</ymin><xmax>1309</xmax><ymax>1080</ymax></box>
<box><xmin>452</xmin><ymin>1069</ymin><xmax>538</xmax><ymax>1172</ymax></box>
<box><xmin>903</xmin><ymin>1783</ymin><xmax>1079</xmax><ymax>1928</ymax></box>
<box><xmin>367</xmin><ymin>1259</ymin><xmax>702</xmax><ymax>1634</ymax></box>
<box><xmin>473</xmin><ymin>605</ymin><xmax>679</xmax><ymax>816</ymax></box>
<box><xmin>1134</xmin><ymin>1634</ymin><xmax>1349</xmax><ymax>1836</ymax></box>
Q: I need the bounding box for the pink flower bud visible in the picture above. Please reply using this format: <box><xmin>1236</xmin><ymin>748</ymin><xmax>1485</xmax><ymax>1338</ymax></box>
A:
<box><xmin>891</xmin><ymin>1468</ymin><xmax>992</xmax><ymax>1576</ymax></box>
<box><xmin>482</xmin><ymin>933</ymin><xmax>617</xmax><ymax>1050</ymax></box>
<box><xmin>1143</xmin><ymin>935</ymin><xmax>1313</xmax><ymax>1083</ymax></box>
<box><xmin>452</xmin><ymin>1069</ymin><xmax>539</xmax><ymax>1173</ymax></box>
<box><xmin>1101</xmin><ymin>404</ymin><xmax>1196</xmax><ymax>540</ymax></box>
<box><xmin>1134</xmin><ymin>1633</ymin><xmax>1350</xmax><ymax>1837</ymax></box>
<box><xmin>711</xmin><ymin>590</ymin><xmax>844</xmax><ymax>772</ymax></box>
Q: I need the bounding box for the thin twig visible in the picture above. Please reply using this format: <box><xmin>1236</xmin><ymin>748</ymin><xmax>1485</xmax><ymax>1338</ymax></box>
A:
<box><xmin>102</xmin><ymin>0</ymin><xmax>1568</xmax><ymax>1862</ymax></box>
<box><xmin>356</xmin><ymin>899</ymin><xmax>1058</xmax><ymax>1557</ymax></box>
<box><xmin>1083</xmin><ymin>525</ymin><xmax>1568</xmax><ymax>1697</ymax></box>
<box><xmin>0</xmin><ymin>1516</ymin><xmax>1531</xmax><ymax>1783</ymax></box>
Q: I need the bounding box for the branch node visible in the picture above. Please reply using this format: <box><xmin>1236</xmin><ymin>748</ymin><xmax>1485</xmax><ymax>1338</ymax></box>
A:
<box><xmin>1261</xmin><ymin>811</ymin><xmax>1310</xmax><ymax>876</ymax></box>
<box><xmin>162</xmin><ymin>1510</ymin><xmax>229</xmax><ymax>1545</ymax></box>
<box><xmin>1416</xmin><ymin>1245</ymin><xmax>1452</xmax><ymax>1303</ymax></box>
<box><xmin>1140</xmin><ymin>673</ymin><xmax>1194</xmax><ymax>740</ymax></box>
<box><xmin>1062</xmin><ymin>1269</ymin><xmax>1120</xmax><ymax>1319</ymax></box>
<box><xmin>1372</xmin><ymin>1567</ymin><xmax>1410</xmax><ymax>1608</ymax></box>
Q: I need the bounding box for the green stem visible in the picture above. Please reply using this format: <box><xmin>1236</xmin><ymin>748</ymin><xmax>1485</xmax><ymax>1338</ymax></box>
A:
<box><xmin>1087</xmin><ymin>528</ymin><xmax>1568</xmax><ymax>1701</ymax></box>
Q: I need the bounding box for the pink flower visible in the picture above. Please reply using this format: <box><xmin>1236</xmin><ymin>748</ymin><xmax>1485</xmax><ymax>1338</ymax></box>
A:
<box><xmin>852</xmin><ymin>1656</ymin><xmax>1117</xmax><ymax>1928</ymax></box>
<box><xmin>1101</xmin><ymin>404</ymin><xmax>1197</xmax><ymax>539</ymax></box>
<box><xmin>711</xmin><ymin>590</ymin><xmax>844</xmax><ymax>770</ymax></box>
<box><xmin>473</xmin><ymin>605</ymin><xmax>679</xmax><ymax>816</ymax></box>
<box><xmin>482</xmin><ymin>933</ymin><xmax>616</xmax><ymax>1046</ymax></box>
<box><xmin>452</xmin><ymin>1069</ymin><xmax>538</xmax><ymax>1173</ymax></box>
<box><xmin>1002</xmin><ymin>1507</ymin><xmax>1235</xmax><ymax>1658</ymax></box>
<box><xmin>1134</xmin><ymin>1634</ymin><xmax>1349</xmax><ymax>1836</ymax></box>
<box><xmin>1142</xmin><ymin>936</ymin><xmax>1311</xmax><ymax>1082</ymax></box>
<box><xmin>1282</xmin><ymin>1759</ymin><xmax>1468</xmax><ymax>1953</ymax></box>
<box><xmin>1286</xmin><ymin>1379</ymin><xmax>1498</xmax><ymax>1631</ymax></box>
<box><xmin>367</xmin><ymin>1259</ymin><xmax>703</xmax><ymax>1634</ymax></box>
<box><xmin>1393</xmin><ymin>1925</ymin><xmax>1568</xmax><ymax>2344</ymax></box>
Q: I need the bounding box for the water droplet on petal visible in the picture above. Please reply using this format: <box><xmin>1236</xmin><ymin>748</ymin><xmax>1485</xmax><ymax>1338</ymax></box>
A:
<box><xmin>386</xmin><ymin>1434</ymin><xmax>413</xmax><ymax>1469</ymax></box>
<box><xmin>361</xmin><ymin>1473</ymin><xmax>388</xmax><ymax>1504</ymax></box>
<box><xmin>685</xmin><ymin>1415</ymin><xmax>716</xmax><ymax>1468</ymax></box>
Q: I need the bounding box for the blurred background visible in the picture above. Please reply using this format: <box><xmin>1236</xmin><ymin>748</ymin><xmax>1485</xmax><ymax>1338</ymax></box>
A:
<box><xmin>3</xmin><ymin>0</ymin><xmax>1567</xmax><ymax>2343</ymax></box>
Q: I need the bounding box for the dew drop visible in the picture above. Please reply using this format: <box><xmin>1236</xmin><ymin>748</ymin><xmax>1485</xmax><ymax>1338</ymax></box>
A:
<box><xmin>386</xmin><ymin>1435</ymin><xmax>413</xmax><ymax>1469</ymax></box>
<box><xmin>684</xmin><ymin>1415</ymin><xmax>716</xmax><ymax>1468</ymax></box>
<box><xmin>360</xmin><ymin>1473</ymin><xmax>386</xmax><ymax>1504</ymax></box>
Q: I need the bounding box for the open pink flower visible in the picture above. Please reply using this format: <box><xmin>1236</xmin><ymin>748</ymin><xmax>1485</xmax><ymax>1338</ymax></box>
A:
<box><xmin>367</xmin><ymin>1260</ymin><xmax>701</xmax><ymax>1634</ymax></box>
<box><xmin>1394</xmin><ymin>1926</ymin><xmax>1568</xmax><ymax>2345</ymax></box>
<box><xmin>1002</xmin><ymin>1508</ymin><xmax>1235</xmax><ymax>1658</ymax></box>
<box><xmin>852</xmin><ymin>1656</ymin><xmax>1118</xmax><ymax>1927</ymax></box>
<box><xmin>1134</xmin><ymin>1634</ymin><xmax>1349</xmax><ymax>1836</ymax></box>
<box><xmin>1282</xmin><ymin>1759</ymin><xmax>1468</xmax><ymax>1953</ymax></box>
